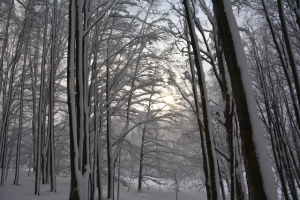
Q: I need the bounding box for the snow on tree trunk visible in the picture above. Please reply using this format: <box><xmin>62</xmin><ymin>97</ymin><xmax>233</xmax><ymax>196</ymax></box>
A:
<box><xmin>211</xmin><ymin>0</ymin><xmax>278</xmax><ymax>199</ymax></box>
<box><xmin>67</xmin><ymin>0</ymin><xmax>92</xmax><ymax>199</ymax></box>
<box><xmin>184</xmin><ymin>22</ymin><xmax>211</xmax><ymax>200</ymax></box>
<box><xmin>183</xmin><ymin>1</ymin><xmax>221</xmax><ymax>200</ymax></box>
<box><xmin>35</xmin><ymin>0</ymin><xmax>49</xmax><ymax>194</ymax></box>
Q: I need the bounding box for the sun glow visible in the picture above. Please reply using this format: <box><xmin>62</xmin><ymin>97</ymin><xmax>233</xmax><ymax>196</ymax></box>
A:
<box><xmin>164</xmin><ymin>95</ymin><xmax>174</xmax><ymax>104</ymax></box>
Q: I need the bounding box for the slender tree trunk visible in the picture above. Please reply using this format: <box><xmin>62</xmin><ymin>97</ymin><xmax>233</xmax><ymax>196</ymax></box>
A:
<box><xmin>5</xmin><ymin>118</ymin><xmax>17</xmax><ymax>180</ymax></box>
<box><xmin>68</xmin><ymin>0</ymin><xmax>79</xmax><ymax>199</ymax></box>
<box><xmin>29</xmin><ymin>27</ymin><xmax>40</xmax><ymax>175</ymax></box>
<box><xmin>138</xmin><ymin>126</ymin><xmax>147</xmax><ymax>191</ymax></box>
<box><xmin>35</xmin><ymin>0</ymin><xmax>49</xmax><ymax>194</ymax></box>
<box><xmin>138</xmin><ymin>88</ymin><xmax>154</xmax><ymax>191</ymax></box>
<box><xmin>117</xmin><ymin>144</ymin><xmax>121</xmax><ymax>200</ymax></box>
<box><xmin>106</xmin><ymin>48</ymin><xmax>114</xmax><ymax>200</ymax></box>
<box><xmin>92</xmin><ymin>20</ymin><xmax>103</xmax><ymax>200</ymax></box>
<box><xmin>184</xmin><ymin>23</ymin><xmax>211</xmax><ymax>200</ymax></box>
<box><xmin>183</xmin><ymin>1</ymin><xmax>221</xmax><ymax>199</ymax></box>
<box><xmin>14</xmin><ymin>30</ymin><xmax>30</xmax><ymax>185</ymax></box>
<box><xmin>49</xmin><ymin>0</ymin><xmax>57</xmax><ymax>192</ymax></box>
<box><xmin>97</xmin><ymin>116</ymin><xmax>104</xmax><ymax>200</ymax></box>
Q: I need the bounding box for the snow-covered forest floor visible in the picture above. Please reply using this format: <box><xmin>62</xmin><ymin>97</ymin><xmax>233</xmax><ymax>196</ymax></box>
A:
<box><xmin>0</xmin><ymin>170</ymin><xmax>207</xmax><ymax>200</ymax></box>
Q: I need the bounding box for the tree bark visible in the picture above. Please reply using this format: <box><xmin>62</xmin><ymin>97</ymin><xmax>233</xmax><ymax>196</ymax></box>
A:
<box><xmin>67</xmin><ymin>0</ymin><xmax>79</xmax><ymax>199</ymax></box>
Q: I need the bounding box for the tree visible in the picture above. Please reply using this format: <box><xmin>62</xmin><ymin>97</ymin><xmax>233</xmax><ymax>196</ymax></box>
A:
<box><xmin>67</xmin><ymin>0</ymin><xmax>90</xmax><ymax>199</ymax></box>
<box><xmin>211</xmin><ymin>0</ymin><xmax>278</xmax><ymax>199</ymax></box>
<box><xmin>35</xmin><ymin>0</ymin><xmax>49</xmax><ymax>195</ymax></box>
<box><xmin>2</xmin><ymin>1</ymin><xmax>299</xmax><ymax>199</ymax></box>
<box><xmin>183</xmin><ymin>0</ymin><xmax>221</xmax><ymax>199</ymax></box>
<box><xmin>1</xmin><ymin>0</ymin><xmax>31</xmax><ymax>186</ymax></box>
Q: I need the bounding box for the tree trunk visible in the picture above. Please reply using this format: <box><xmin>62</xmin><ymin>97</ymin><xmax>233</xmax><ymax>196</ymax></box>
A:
<box><xmin>68</xmin><ymin>1</ymin><xmax>92</xmax><ymax>199</ymax></box>
<box><xmin>183</xmin><ymin>1</ymin><xmax>221</xmax><ymax>199</ymax></box>
<box><xmin>49</xmin><ymin>0</ymin><xmax>57</xmax><ymax>192</ymax></box>
<box><xmin>35</xmin><ymin>0</ymin><xmax>49</xmax><ymax>194</ymax></box>
<box><xmin>106</xmin><ymin>41</ymin><xmax>114</xmax><ymax>200</ymax></box>
<box><xmin>67</xmin><ymin>0</ymin><xmax>79</xmax><ymax>199</ymax></box>
<box><xmin>211</xmin><ymin>1</ymin><xmax>278</xmax><ymax>199</ymax></box>
<box><xmin>184</xmin><ymin>23</ymin><xmax>211</xmax><ymax>200</ymax></box>
<box><xmin>14</xmin><ymin>30</ymin><xmax>30</xmax><ymax>185</ymax></box>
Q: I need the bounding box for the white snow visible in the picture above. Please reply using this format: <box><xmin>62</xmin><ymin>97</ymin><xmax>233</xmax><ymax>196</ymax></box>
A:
<box><xmin>0</xmin><ymin>170</ymin><xmax>207</xmax><ymax>200</ymax></box>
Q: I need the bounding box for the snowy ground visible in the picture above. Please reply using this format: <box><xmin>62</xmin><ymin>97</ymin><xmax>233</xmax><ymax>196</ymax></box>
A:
<box><xmin>0</xmin><ymin>171</ymin><xmax>207</xmax><ymax>200</ymax></box>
